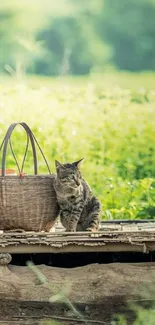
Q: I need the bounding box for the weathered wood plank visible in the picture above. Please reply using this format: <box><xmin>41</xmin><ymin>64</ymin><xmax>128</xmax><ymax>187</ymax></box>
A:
<box><xmin>0</xmin><ymin>241</ymin><xmax>154</xmax><ymax>253</ymax></box>
<box><xmin>0</xmin><ymin>220</ymin><xmax>155</xmax><ymax>254</ymax></box>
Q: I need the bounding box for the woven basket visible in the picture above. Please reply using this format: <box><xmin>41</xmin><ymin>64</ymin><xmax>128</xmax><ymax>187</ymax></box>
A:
<box><xmin>0</xmin><ymin>122</ymin><xmax>59</xmax><ymax>231</ymax></box>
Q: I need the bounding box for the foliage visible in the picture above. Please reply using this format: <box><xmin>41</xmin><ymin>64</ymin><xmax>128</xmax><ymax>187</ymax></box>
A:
<box><xmin>35</xmin><ymin>15</ymin><xmax>107</xmax><ymax>76</ymax></box>
<box><xmin>100</xmin><ymin>0</ymin><xmax>155</xmax><ymax>71</ymax></box>
<box><xmin>35</xmin><ymin>0</ymin><xmax>109</xmax><ymax>75</ymax></box>
<box><xmin>113</xmin><ymin>302</ymin><xmax>155</xmax><ymax>325</ymax></box>
<box><xmin>0</xmin><ymin>74</ymin><xmax>154</xmax><ymax>220</ymax></box>
<box><xmin>1</xmin><ymin>0</ymin><xmax>155</xmax><ymax>74</ymax></box>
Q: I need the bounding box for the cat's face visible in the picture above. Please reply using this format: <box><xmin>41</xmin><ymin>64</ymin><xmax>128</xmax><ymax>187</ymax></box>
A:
<box><xmin>55</xmin><ymin>159</ymin><xmax>84</xmax><ymax>188</ymax></box>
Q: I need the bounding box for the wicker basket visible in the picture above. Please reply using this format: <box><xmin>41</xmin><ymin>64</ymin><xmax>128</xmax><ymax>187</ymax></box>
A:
<box><xmin>0</xmin><ymin>122</ymin><xmax>59</xmax><ymax>231</ymax></box>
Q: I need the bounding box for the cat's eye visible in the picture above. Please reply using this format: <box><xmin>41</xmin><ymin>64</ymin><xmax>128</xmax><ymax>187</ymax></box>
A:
<box><xmin>61</xmin><ymin>178</ymin><xmax>67</xmax><ymax>182</ymax></box>
<box><xmin>69</xmin><ymin>175</ymin><xmax>74</xmax><ymax>179</ymax></box>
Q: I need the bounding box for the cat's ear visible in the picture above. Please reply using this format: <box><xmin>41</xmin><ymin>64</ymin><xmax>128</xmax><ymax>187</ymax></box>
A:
<box><xmin>73</xmin><ymin>158</ymin><xmax>84</xmax><ymax>169</ymax></box>
<box><xmin>55</xmin><ymin>160</ymin><xmax>65</xmax><ymax>170</ymax></box>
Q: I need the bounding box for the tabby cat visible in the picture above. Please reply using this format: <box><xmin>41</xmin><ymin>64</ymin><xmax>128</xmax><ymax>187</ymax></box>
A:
<box><xmin>53</xmin><ymin>159</ymin><xmax>101</xmax><ymax>232</ymax></box>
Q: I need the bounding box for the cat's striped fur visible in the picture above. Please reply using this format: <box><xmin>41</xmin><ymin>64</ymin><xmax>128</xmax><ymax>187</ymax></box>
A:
<box><xmin>53</xmin><ymin>159</ymin><xmax>101</xmax><ymax>232</ymax></box>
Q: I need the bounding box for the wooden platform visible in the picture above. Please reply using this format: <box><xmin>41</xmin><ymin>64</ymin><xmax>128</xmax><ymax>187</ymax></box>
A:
<box><xmin>0</xmin><ymin>220</ymin><xmax>155</xmax><ymax>254</ymax></box>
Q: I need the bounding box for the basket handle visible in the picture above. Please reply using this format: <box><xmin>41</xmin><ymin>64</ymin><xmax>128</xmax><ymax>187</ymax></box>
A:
<box><xmin>0</xmin><ymin>122</ymin><xmax>51</xmax><ymax>176</ymax></box>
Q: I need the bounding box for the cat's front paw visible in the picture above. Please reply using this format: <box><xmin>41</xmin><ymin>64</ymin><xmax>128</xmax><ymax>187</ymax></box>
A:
<box><xmin>66</xmin><ymin>228</ymin><xmax>76</xmax><ymax>232</ymax></box>
<box><xmin>86</xmin><ymin>227</ymin><xmax>100</xmax><ymax>237</ymax></box>
<box><xmin>86</xmin><ymin>227</ymin><xmax>96</xmax><ymax>232</ymax></box>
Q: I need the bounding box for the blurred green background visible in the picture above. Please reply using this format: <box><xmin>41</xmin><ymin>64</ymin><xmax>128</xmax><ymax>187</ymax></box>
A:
<box><xmin>0</xmin><ymin>0</ymin><xmax>155</xmax><ymax>220</ymax></box>
<box><xmin>1</xmin><ymin>0</ymin><xmax>155</xmax><ymax>75</ymax></box>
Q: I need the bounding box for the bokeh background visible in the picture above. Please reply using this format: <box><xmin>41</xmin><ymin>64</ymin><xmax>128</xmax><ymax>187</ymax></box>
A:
<box><xmin>1</xmin><ymin>0</ymin><xmax>155</xmax><ymax>75</ymax></box>
<box><xmin>0</xmin><ymin>0</ymin><xmax>155</xmax><ymax>220</ymax></box>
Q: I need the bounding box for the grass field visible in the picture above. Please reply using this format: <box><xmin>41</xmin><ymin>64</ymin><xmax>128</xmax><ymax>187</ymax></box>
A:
<box><xmin>0</xmin><ymin>72</ymin><xmax>154</xmax><ymax>220</ymax></box>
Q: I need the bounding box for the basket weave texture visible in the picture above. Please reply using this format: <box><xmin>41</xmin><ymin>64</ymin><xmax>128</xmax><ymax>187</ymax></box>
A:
<box><xmin>0</xmin><ymin>122</ymin><xmax>59</xmax><ymax>231</ymax></box>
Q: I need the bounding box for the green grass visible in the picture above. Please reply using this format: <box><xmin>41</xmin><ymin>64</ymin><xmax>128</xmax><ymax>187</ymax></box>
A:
<box><xmin>0</xmin><ymin>73</ymin><xmax>155</xmax><ymax>220</ymax></box>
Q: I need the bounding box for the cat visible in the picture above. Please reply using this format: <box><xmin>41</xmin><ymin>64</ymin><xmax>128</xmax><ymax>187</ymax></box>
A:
<box><xmin>53</xmin><ymin>158</ymin><xmax>101</xmax><ymax>232</ymax></box>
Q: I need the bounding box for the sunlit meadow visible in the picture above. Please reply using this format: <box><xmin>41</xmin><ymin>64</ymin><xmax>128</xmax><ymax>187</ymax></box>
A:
<box><xmin>0</xmin><ymin>73</ymin><xmax>154</xmax><ymax>220</ymax></box>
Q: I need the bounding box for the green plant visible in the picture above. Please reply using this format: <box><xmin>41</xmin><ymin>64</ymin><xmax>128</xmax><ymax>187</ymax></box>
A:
<box><xmin>0</xmin><ymin>75</ymin><xmax>154</xmax><ymax>220</ymax></box>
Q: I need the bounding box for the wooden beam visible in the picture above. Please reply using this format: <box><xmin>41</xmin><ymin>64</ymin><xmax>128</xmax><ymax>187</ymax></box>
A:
<box><xmin>0</xmin><ymin>242</ymin><xmax>154</xmax><ymax>254</ymax></box>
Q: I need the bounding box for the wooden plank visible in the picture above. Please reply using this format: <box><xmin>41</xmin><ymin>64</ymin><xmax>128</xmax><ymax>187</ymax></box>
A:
<box><xmin>0</xmin><ymin>234</ymin><xmax>155</xmax><ymax>243</ymax></box>
<box><xmin>2</xmin><ymin>229</ymin><xmax>155</xmax><ymax>237</ymax></box>
<box><xmin>0</xmin><ymin>242</ymin><xmax>152</xmax><ymax>253</ymax></box>
<box><xmin>0</xmin><ymin>240</ymin><xmax>154</xmax><ymax>253</ymax></box>
<box><xmin>122</xmin><ymin>225</ymin><xmax>138</xmax><ymax>232</ymax></box>
<box><xmin>100</xmin><ymin>219</ymin><xmax>155</xmax><ymax>224</ymax></box>
<box><xmin>0</xmin><ymin>221</ymin><xmax>155</xmax><ymax>254</ymax></box>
